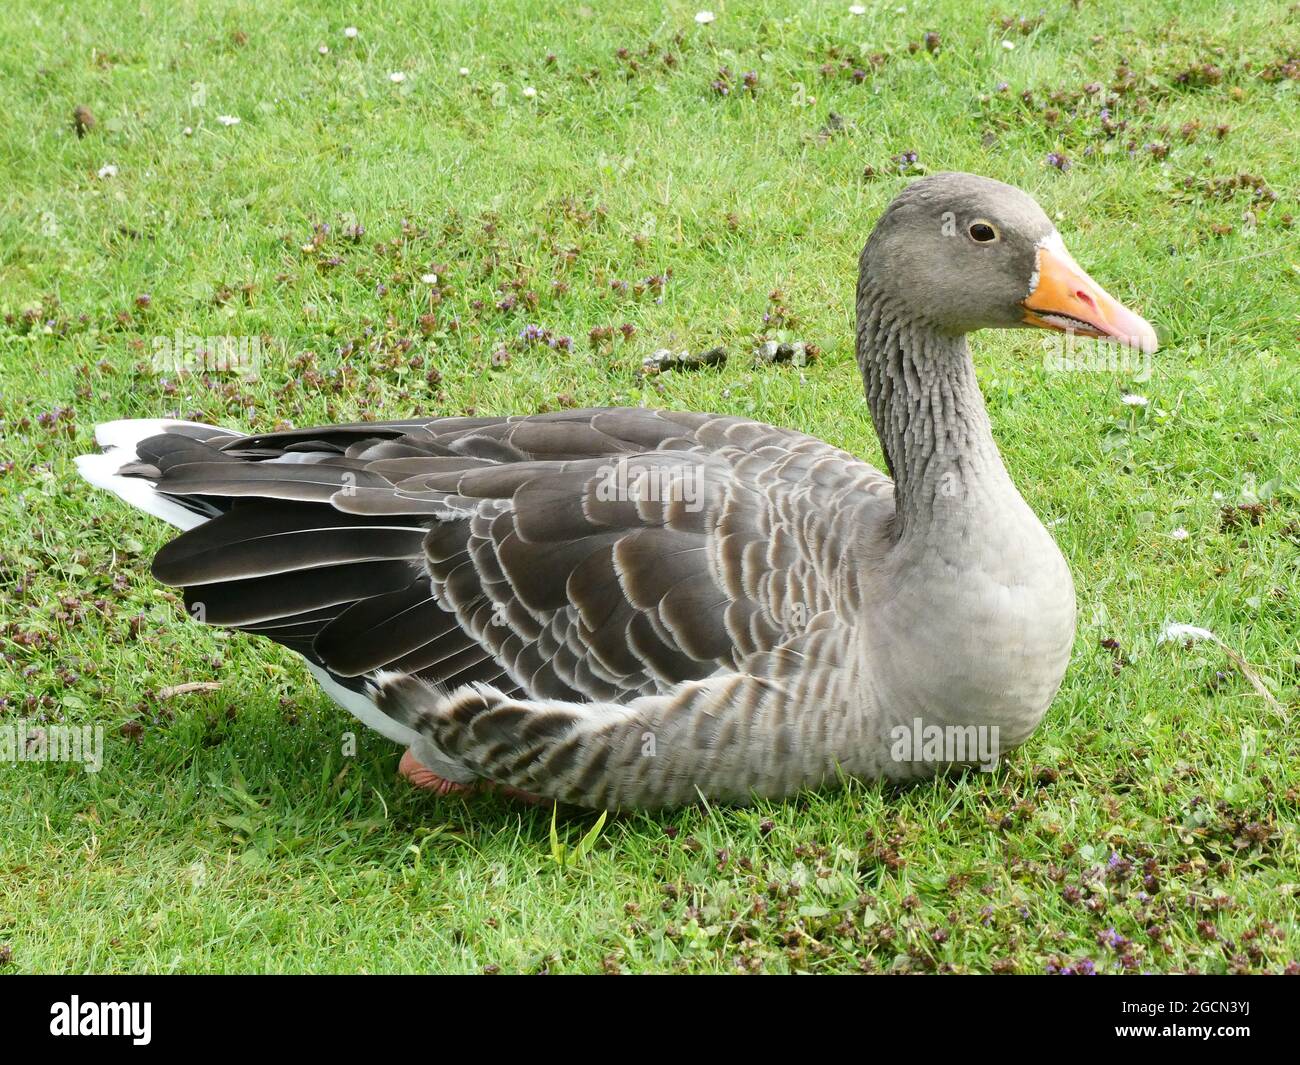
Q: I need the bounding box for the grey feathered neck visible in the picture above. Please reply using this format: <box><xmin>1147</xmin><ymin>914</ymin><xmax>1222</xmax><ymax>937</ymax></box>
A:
<box><xmin>855</xmin><ymin>277</ymin><xmax>1018</xmax><ymax>542</ymax></box>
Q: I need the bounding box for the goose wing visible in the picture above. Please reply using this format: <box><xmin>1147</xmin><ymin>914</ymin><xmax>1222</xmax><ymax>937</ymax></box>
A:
<box><xmin>136</xmin><ymin>407</ymin><xmax>892</xmax><ymax>706</ymax></box>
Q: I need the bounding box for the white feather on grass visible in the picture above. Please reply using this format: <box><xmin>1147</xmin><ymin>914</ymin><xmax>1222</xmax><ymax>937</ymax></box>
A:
<box><xmin>1158</xmin><ymin>621</ymin><xmax>1284</xmax><ymax>716</ymax></box>
<box><xmin>1158</xmin><ymin>622</ymin><xmax>1217</xmax><ymax>644</ymax></box>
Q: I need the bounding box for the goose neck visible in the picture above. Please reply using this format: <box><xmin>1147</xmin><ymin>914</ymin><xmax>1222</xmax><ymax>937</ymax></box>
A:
<box><xmin>855</xmin><ymin>282</ymin><xmax>1021</xmax><ymax>541</ymax></box>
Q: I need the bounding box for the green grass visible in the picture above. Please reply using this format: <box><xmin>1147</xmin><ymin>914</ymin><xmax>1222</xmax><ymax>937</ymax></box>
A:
<box><xmin>1</xmin><ymin>0</ymin><xmax>1298</xmax><ymax>974</ymax></box>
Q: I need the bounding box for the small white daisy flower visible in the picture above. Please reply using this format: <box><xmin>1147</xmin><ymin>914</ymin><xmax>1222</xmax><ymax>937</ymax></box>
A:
<box><xmin>1002</xmin><ymin>40</ymin><xmax>1016</xmax><ymax>50</ymax></box>
<box><xmin>216</xmin><ymin>114</ymin><xmax>240</xmax><ymax>126</ymax></box>
<box><xmin>183</xmin><ymin>126</ymin><xmax>193</xmax><ymax>136</ymax></box>
<box><xmin>97</xmin><ymin>163</ymin><xmax>118</xmax><ymax>179</ymax></box>
<box><xmin>695</xmin><ymin>11</ymin><xmax>715</xmax><ymax>24</ymax></box>
<box><xmin>318</xmin><ymin>44</ymin><xmax>329</xmax><ymax>55</ymax></box>
<box><xmin>420</xmin><ymin>273</ymin><xmax>438</xmax><ymax>284</ymax></box>
<box><xmin>1121</xmin><ymin>393</ymin><xmax>1148</xmax><ymax>407</ymax></box>
<box><xmin>1169</xmin><ymin>527</ymin><xmax>1189</xmax><ymax>541</ymax></box>
<box><xmin>389</xmin><ymin>71</ymin><xmax>406</xmax><ymax>83</ymax></box>
<box><xmin>849</xmin><ymin>4</ymin><xmax>866</xmax><ymax>13</ymax></box>
<box><xmin>459</xmin><ymin>66</ymin><xmax>470</xmax><ymax>76</ymax></box>
<box><xmin>344</xmin><ymin>26</ymin><xmax>358</xmax><ymax>39</ymax></box>
<box><xmin>522</xmin><ymin>85</ymin><xmax>537</xmax><ymax>97</ymax></box>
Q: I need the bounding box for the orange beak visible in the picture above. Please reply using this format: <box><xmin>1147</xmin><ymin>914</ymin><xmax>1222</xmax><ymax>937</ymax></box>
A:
<box><xmin>1021</xmin><ymin>234</ymin><xmax>1158</xmax><ymax>354</ymax></box>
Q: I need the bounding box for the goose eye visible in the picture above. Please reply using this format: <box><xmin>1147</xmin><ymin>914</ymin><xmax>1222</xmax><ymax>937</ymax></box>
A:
<box><xmin>968</xmin><ymin>220</ymin><xmax>999</xmax><ymax>243</ymax></box>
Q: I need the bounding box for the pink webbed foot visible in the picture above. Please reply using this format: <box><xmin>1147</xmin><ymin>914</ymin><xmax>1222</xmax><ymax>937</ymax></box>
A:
<box><xmin>398</xmin><ymin>748</ymin><xmax>545</xmax><ymax>804</ymax></box>
<box><xmin>398</xmin><ymin>748</ymin><xmax>475</xmax><ymax>795</ymax></box>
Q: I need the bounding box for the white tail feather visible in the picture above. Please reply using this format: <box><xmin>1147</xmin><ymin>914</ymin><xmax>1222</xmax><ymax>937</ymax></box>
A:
<box><xmin>76</xmin><ymin>418</ymin><xmax>434</xmax><ymax>755</ymax></box>
<box><xmin>75</xmin><ymin>418</ymin><xmax>219</xmax><ymax>531</ymax></box>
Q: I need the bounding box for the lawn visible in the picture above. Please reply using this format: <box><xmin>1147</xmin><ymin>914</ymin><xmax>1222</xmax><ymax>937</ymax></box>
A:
<box><xmin>0</xmin><ymin>0</ymin><xmax>1297</xmax><ymax>974</ymax></box>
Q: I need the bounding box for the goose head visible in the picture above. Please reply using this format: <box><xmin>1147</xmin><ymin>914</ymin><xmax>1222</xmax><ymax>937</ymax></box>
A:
<box><xmin>860</xmin><ymin>172</ymin><xmax>1158</xmax><ymax>353</ymax></box>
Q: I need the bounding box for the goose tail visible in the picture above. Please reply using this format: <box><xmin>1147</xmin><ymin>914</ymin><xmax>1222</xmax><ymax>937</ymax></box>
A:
<box><xmin>74</xmin><ymin>418</ymin><xmax>230</xmax><ymax>530</ymax></box>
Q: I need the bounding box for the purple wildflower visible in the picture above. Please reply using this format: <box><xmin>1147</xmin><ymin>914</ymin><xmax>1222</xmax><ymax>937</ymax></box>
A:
<box><xmin>891</xmin><ymin>149</ymin><xmax>920</xmax><ymax>173</ymax></box>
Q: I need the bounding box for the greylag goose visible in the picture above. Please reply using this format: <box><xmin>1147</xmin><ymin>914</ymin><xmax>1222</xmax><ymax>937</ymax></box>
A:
<box><xmin>76</xmin><ymin>173</ymin><xmax>1156</xmax><ymax>810</ymax></box>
